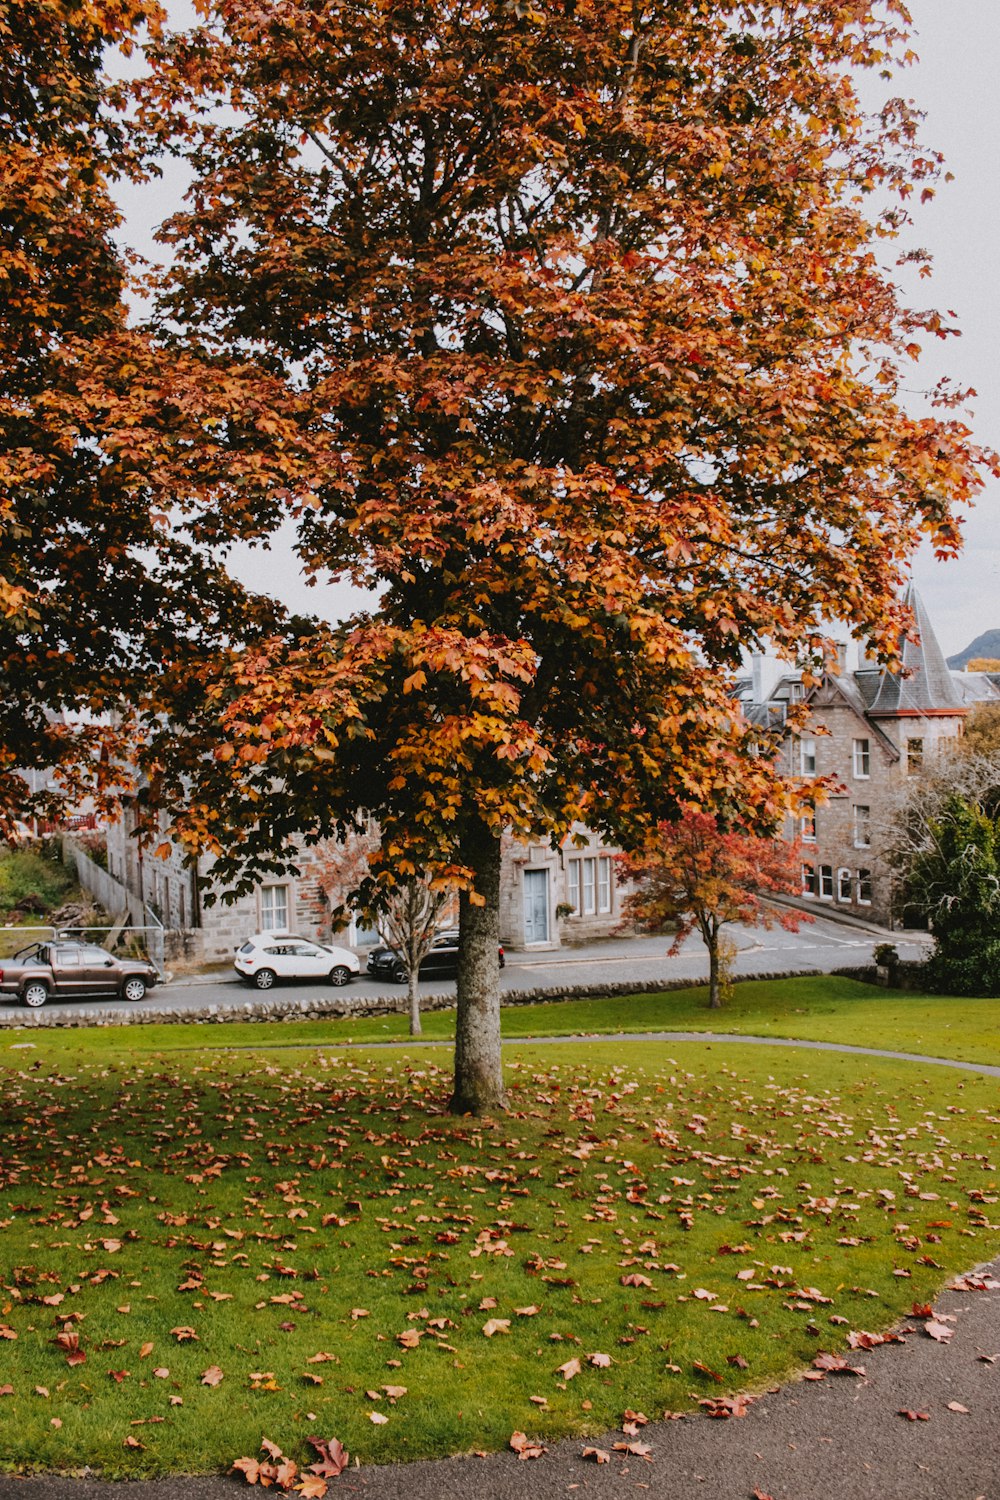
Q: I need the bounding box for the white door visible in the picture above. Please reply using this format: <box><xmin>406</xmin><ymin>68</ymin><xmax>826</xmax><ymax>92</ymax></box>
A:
<box><xmin>523</xmin><ymin>869</ymin><xmax>549</xmax><ymax>944</ymax></box>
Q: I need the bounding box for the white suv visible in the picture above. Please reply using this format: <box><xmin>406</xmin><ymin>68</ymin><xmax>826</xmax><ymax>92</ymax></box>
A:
<box><xmin>234</xmin><ymin>932</ymin><xmax>361</xmax><ymax>990</ymax></box>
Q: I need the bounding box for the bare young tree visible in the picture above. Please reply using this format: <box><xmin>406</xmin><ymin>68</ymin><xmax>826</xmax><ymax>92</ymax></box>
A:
<box><xmin>316</xmin><ymin>832</ymin><xmax>452</xmax><ymax>1036</ymax></box>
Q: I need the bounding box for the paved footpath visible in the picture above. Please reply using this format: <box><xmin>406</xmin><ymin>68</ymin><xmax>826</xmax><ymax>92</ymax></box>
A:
<box><xmin>2</xmin><ymin>1259</ymin><xmax>998</xmax><ymax>1500</ymax></box>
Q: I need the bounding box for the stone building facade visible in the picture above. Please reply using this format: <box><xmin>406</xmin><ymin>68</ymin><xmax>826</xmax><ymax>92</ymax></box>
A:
<box><xmin>741</xmin><ymin>587</ymin><xmax>999</xmax><ymax>926</ymax></box>
<box><xmin>104</xmin><ymin>813</ymin><xmax>624</xmax><ymax>966</ymax></box>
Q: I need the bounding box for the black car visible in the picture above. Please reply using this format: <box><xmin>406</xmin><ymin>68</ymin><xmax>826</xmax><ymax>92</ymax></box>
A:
<box><xmin>366</xmin><ymin>929</ymin><xmax>505</xmax><ymax>984</ymax></box>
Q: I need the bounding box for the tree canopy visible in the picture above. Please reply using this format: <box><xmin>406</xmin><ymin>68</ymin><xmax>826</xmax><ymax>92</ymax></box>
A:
<box><xmin>120</xmin><ymin>0</ymin><xmax>995</xmax><ymax>1110</ymax></box>
<box><xmin>5</xmin><ymin>0</ymin><xmax>994</xmax><ymax>1109</ymax></box>
<box><xmin>0</xmin><ymin>0</ymin><xmax>277</xmax><ymax>826</ymax></box>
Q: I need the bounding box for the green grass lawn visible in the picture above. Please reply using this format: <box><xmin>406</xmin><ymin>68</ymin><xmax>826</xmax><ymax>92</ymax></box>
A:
<box><xmin>23</xmin><ymin>975</ymin><xmax>999</xmax><ymax>1070</ymax></box>
<box><xmin>1</xmin><ymin>1029</ymin><xmax>998</xmax><ymax>1478</ymax></box>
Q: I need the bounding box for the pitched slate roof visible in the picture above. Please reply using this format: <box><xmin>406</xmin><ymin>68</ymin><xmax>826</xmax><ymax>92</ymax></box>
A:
<box><xmin>867</xmin><ymin>584</ymin><xmax>964</xmax><ymax>715</ymax></box>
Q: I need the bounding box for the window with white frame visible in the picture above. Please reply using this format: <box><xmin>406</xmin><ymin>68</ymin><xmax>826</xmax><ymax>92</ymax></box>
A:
<box><xmin>800</xmin><ymin>805</ymin><xmax>817</xmax><ymax>842</ymax></box>
<box><xmin>853</xmin><ymin>738</ymin><xmax>871</xmax><ymax>778</ymax></box>
<box><xmin>819</xmin><ymin>864</ymin><xmax>834</xmax><ymax>899</ymax></box>
<box><xmin>581</xmin><ymin>857</ymin><xmax>596</xmax><ymax>915</ymax></box>
<box><xmin>853</xmin><ymin>804</ymin><xmax>871</xmax><ymax>848</ymax></box>
<box><xmin>802</xmin><ymin>863</ymin><xmax>816</xmax><ymax>897</ymax></box>
<box><xmin>800</xmin><ymin>737</ymin><xmax>817</xmax><ymax>775</ymax></box>
<box><xmin>597</xmin><ymin>856</ymin><xmax>612</xmax><ymax>914</ymax></box>
<box><xmin>857</xmin><ymin>869</ymin><xmax>872</xmax><ymax>905</ymax></box>
<box><xmin>837</xmin><ymin>867</ymin><xmax>852</xmax><ymax>902</ymax></box>
<box><xmin>261</xmin><ymin>883</ymin><xmax>290</xmax><ymax>930</ymax></box>
<box><xmin>567</xmin><ymin>860</ymin><xmax>580</xmax><ymax>915</ymax></box>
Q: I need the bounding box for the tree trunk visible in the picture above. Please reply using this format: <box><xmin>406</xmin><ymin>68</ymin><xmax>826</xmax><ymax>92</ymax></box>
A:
<box><xmin>707</xmin><ymin>928</ymin><xmax>722</xmax><ymax>1009</ymax></box>
<box><xmin>408</xmin><ymin>966</ymin><xmax>422</xmax><ymax>1037</ymax></box>
<box><xmin>451</xmin><ymin>818</ymin><xmax>505</xmax><ymax>1115</ymax></box>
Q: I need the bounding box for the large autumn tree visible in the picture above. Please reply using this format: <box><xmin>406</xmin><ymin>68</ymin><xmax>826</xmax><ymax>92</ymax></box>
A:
<box><xmin>122</xmin><ymin>0</ymin><xmax>990</xmax><ymax>1112</ymax></box>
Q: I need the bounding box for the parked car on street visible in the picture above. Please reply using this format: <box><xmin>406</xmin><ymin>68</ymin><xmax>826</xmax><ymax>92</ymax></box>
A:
<box><xmin>0</xmin><ymin>941</ymin><xmax>158</xmax><ymax>1008</ymax></box>
<box><xmin>234</xmin><ymin>932</ymin><xmax>361</xmax><ymax>990</ymax></box>
<box><xmin>366</xmin><ymin>929</ymin><xmax>505</xmax><ymax>984</ymax></box>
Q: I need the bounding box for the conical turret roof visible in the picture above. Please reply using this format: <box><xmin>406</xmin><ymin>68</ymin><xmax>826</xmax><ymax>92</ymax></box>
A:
<box><xmin>868</xmin><ymin>584</ymin><xmax>964</xmax><ymax>715</ymax></box>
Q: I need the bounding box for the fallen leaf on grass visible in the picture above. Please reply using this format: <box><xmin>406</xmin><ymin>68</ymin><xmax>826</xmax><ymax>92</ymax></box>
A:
<box><xmin>306</xmin><ymin>1436</ymin><xmax>349</xmax><ymax>1478</ymax></box>
<box><xmin>588</xmin><ymin>1352</ymin><xmax>612</xmax><ymax>1368</ymax></box>
<box><xmin>514</xmin><ymin>1305</ymin><xmax>540</xmax><ymax>1317</ymax></box>
<box><xmin>123</xmin><ymin>1435</ymin><xmax>143</xmax><ymax>1450</ymax></box>
<box><xmin>556</xmin><ymin>1358</ymin><xmax>582</xmax><ymax>1380</ymax></box>
<box><xmin>50</xmin><ymin>1417</ymin><xmax>62</xmax><ymax>1430</ymax></box>
<box><xmin>482</xmin><ymin>1319</ymin><xmax>510</xmax><ymax>1338</ymax></box>
<box><xmin>620</xmin><ymin>1273</ymin><xmax>653</xmax><ymax>1288</ymax></box>
<box><xmin>170</xmin><ymin>1326</ymin><xmax>198</xmax><ymax>1342</ymax></box>
<box><xmin>0</xmin><ymin>1386</ymin><xmax>13</xmax><ymax>1397</ymax></box>
<box><xmin>368</xmin><ymin>1412</ymin><xmax>388</xmax><ymax>1425</ymax></box>
<box><xmin>509</xmin><ymin>1431</ymin><xmax>546</xmax><ymax>1460</ymax></box>
<box><xmin>201</xmin><ymin>1366</ymin><xmax>224</xmax><ymax>1387</ymax></box>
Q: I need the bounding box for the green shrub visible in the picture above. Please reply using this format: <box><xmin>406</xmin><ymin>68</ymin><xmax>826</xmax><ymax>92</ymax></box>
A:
<box><xmin>926</xmin><ymin>940</ymin><xmax>1000</xmax><ymax>997</ymax></box>
<box><xmin>0</xmin><ymin>849</ymin><xmax>74</xmax><ymax>916</ymax></box>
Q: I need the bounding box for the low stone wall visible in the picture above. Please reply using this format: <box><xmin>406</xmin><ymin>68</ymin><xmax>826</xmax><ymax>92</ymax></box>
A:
<box><xmin>832</xmin><ymin>960</ymin><xmax>929</xmax><ymax>991</ymax></box>
<box><xmin>0</xmin><ymin>968</ymin><xmax>817</xmax><ymax>1030</ymax></box>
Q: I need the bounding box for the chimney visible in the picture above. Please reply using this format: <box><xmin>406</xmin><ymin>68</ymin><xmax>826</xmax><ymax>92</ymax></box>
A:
<box><xmin>751</xmin><ymin>654</ymin><xmax>764</xmax><ymax>704</ymax></box>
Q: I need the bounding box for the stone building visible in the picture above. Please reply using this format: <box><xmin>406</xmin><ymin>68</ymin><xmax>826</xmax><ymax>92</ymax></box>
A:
<box><xmin>104</xmin><ymin>812</ymin><xmax>624</xmax><ymax>966</ymax></box>
<box><xmin>740</xmin><ymin>586</ymin><xmax>1000</xmax><ymax>926</ymax></box>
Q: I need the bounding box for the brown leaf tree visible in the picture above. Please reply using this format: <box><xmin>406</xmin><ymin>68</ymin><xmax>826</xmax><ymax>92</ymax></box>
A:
<box><xmin>617</xmin><ymin>812</ymin><xmax>809</xmax><ymax>1008</ymax></box>
<box><xmin>115</xmin><ymin>0</ymin><xmax>992</xmax><ymax>1112</ymax></box>
<box><xmin>0</xmin><ymin>0</ymin><xmax>277</xmax><ymax>828</ymax></box>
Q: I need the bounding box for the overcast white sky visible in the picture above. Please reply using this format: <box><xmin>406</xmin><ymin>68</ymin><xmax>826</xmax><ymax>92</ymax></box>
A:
<box><xmin>115</xmin><ymin>0</ymin><xmax>999</xmax><ymax>658</ymax></box>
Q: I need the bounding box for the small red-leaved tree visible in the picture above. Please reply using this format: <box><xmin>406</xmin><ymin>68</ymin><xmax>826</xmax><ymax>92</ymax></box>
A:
<box><xmin>618</xmin><ymin>814</ymin><xmax>809</xmax><ymax>1009</ymax></box>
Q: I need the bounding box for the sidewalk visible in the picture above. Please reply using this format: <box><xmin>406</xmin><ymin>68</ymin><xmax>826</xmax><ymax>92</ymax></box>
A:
<box><xmin>2</xmin><ymin>1257</ymin><xmax>997</xmax><ymax>1499</ymax></box>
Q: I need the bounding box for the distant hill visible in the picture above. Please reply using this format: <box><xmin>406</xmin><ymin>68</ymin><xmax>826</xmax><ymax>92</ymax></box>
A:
<box><xmin>948</xmin><ymin>629</ymin><xmax>1000</xmax><ymax>669</ymax></box>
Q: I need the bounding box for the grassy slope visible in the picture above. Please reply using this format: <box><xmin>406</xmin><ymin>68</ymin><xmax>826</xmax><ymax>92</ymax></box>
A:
<box><xmin>0</xmin><ymin>1032</ymin><xmax>998</xmax><ymax>1477</ymax></box>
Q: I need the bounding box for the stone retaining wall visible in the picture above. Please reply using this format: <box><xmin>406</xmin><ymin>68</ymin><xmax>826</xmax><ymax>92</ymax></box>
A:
<box><xmin>0</xmin><ymin>969</ymin><xmax>818</xmax><ymax>1030</ymax></box>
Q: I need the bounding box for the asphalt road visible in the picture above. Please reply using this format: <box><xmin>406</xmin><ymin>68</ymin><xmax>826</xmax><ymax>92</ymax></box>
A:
<box><xmin>0</xmin><ymin>914</ymin><xmax>930</xmax><ymax>1021</ymax></box>
<box><xmin>1</xmin><ymin>1257</ymin><xmax>997</xmax><ymax>1500</ymax></box>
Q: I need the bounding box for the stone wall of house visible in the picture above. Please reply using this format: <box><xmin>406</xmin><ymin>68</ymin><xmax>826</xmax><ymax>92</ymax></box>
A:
<box><xmin>795</xmin><ymin>693</ymin><xmax>899</xmax><ymax>924</ymax></box>
<box><xmin>499</xmin><ymin>825</ymin><xmax>622</xmax><ymax>949</ymax></box>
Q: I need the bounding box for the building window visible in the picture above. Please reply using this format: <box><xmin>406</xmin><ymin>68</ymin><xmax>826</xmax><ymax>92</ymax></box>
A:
<box><xmin>261</xmin><ymin>884</ymin><xmax>290</xmax><ymax>930</ymax></box>
<box><xmin>802</xmin><ymin>863</ymin><xmax>816</xmax><ymax>897</ymax></box>
<box><xmin>800</xmin><ymin>737</ymin><xmax>817</xmax><ymax>775</ymax></box>
<box><xmin>789</xmin><ymin>681</ymin><xmax>804</xmax><ymax>703</ymax></box>
<box><xmin>567</xmin><ymin>860</ymin><xmax>580</xmax><ymax>915</ymax></box>
<box><xmin>819</xmin><ymin>865</ymin><xmax>834</xmax><ymax>899</ymax></box>
<box><xmin>853</xmin><ymin>738</ymin><xmax>870</xmax><ymax>778</ymax></box>
<box><xmin>581</xmin><ymin>857</ymin><xmax>596</xmax><ymax>915</ymax></box>
<box><xmin>907</xmin><ymin>737</ymin><xmax>923</xmax><ymax>773</ymax></box>
<box><xmin>597</xmin><ymin>856</ymin><xmax>612</xmax><ymax>914</ymax></box>
<box><xmin>857</xmin><ymin>869</ymin><xmax>872</xmax><ymax>905</ymax></box>
<box><xmin>837</xmin><ymin>867</ymin><xmax>852</xmax><ymax>902</ymax></box>
<box><xmin>800</xmin><ymin>806</ymin><xmax>817</xmax><ymax>842</ymax></box>
<box><xmin>853</xmin><ymin>805</ymin><xmax>871</xmax><ymax>848</ymax></box>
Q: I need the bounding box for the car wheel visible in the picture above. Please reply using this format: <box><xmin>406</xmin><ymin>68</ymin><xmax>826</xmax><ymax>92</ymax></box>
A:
<box><xmin>122</xmin><ymin>977</ymin><xmax>147</xmax><ymax>1002</ymax></box>
<box><xmin>254</xmin><ymin>968</ymin><xmax>277</xmax><ymax>991</ymax></box>
<box><xmin>329</xmin><ymin>965</ymin><xmax>352</xmax><ymax>987</ymax></box>
<box><xmin>22</xmin><ymin>981</ymin><xmax>48</xmax><ymax>1008</ymax></box>
<box><xmin>391</xmin><ymin>962</ymin><xmax>408</xmax><ymax>984</ymax></box>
